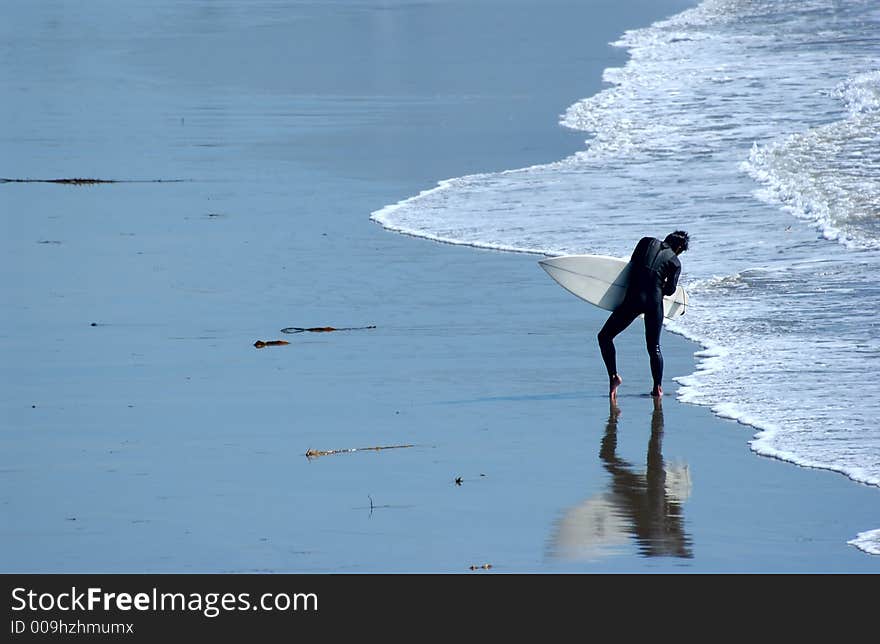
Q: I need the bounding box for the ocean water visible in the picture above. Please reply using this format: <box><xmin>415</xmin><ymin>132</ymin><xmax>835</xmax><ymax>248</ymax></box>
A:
<box><xmin>373</xmin><ymin>0</ymin><xmax>880</xmax><ymax>554</ymax></box>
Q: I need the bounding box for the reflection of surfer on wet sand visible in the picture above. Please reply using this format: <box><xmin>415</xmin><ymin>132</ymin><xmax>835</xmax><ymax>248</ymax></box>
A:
<box><xmin>549</xmin><ymin>398</ymin><xmax>692</xmax><ymax>561</ymax></box>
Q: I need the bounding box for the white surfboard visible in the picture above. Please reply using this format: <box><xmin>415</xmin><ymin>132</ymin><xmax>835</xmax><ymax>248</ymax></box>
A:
<box><xmin>538</xmin><ymin>254</ymin><xmax>688</xmax><ymax>319</ymax></box>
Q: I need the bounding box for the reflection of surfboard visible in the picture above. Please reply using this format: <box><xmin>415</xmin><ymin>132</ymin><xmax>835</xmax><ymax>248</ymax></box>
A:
<box><xmin>538</xmin><ymin>254</ymin><xmax>688</xmax><ymax>319</ymax></box>
<box><xmin>550</xmin><ymin>494</ymin><xmax>629</xmax><ymax>561</ymax></box>
<box><xmin>549</xmin><ymin>462</ymin><xmax>692</xmax><ymax>561</ymax></box>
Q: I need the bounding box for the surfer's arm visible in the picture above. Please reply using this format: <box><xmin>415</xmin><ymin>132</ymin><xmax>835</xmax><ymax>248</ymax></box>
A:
<box><xmin>662</xmin><ymin>263</ymin><xmax>681</xmax><ymax>297</ymax></box>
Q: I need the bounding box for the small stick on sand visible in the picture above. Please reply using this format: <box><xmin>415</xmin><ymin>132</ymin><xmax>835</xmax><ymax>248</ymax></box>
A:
<box><xmin>281</xmin><ymin>325</ymin><xmax>376</xmax><ymax>334</ymax></box>
<box><xmin>305</xmin><ymin>444</ymin><xmax>414</xmax><ymax>459</ymax></box>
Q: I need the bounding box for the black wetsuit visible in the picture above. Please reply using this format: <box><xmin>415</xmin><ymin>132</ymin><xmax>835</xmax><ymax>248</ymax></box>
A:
<box><xmin>597</xmin><ymin>237</ymin><xmax>681</xmax><ymax>389</ymax></box>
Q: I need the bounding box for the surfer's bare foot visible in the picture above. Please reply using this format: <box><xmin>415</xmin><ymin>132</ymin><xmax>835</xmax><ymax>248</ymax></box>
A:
<box><xmin>651</xmin><ymin>385</ymin><xmax>663</xmax><ymax>398</ymax></box>
<box><xmin>609</xmin><ymin>374</ymin><xmax>622</xmax><ymax>399</ymax></box>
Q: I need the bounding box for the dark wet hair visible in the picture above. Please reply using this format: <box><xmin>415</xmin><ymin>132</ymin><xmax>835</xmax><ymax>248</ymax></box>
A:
<box><xmin>664</xmin><ymin>230</ymin><xmax>690</xmax><ymax>253</ymax></box>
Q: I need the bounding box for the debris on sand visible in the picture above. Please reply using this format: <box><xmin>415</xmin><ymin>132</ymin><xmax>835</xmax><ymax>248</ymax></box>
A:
<box><xmin>1</xmin><ymin>177</ymin><xmax>185</xmax><ymax>185</ymax></box>
<box><xmin>1</xmin><ymin>177</ymin><xmax>119</xmax><ymax>185</ymax></box>
<box><xmin>468</xmin><ymin>563</ymin><xmax>493</xmax><ymax>571</ymax></box>
<box><xmin>305</xmin><ymin>444</ymin><xmax>414</xmax><ymax>460</ymax></box>
<box><xmin>253</xmin><ymin>340</ymin><xmax>290</xmax><ymax>348</ymax></box>
<box><xmin>454</xmin><ymin>474</ymin><xmax>486</xmax><ymax>486</ymax></box>
<box><xmin>281</xmin><ymin>325</ymin><xmax>376</xmax><ymax>334</ymax></box>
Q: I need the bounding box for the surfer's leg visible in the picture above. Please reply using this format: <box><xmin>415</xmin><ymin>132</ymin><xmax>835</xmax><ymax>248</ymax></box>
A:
<box><xmin>598</xmin><ymin>307</ymin><xmax>638</xmax><ymax>396</ymax></box>
<box><xmin>644</xmin><ymin>304</ymin><xmax>664</xmax><ymax>396</ymax></box>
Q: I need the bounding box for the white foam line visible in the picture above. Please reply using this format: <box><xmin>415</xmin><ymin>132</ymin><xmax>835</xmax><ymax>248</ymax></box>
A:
<box><xmin>848</xmin><ymin>529</ymin><xmax>880</xmax><ymax>556</ymax></box>
<box><xmin>370</xmin><ymin>174</ymin><xmax>566</xmax><ymax>257</ymax></box>
<box><xmin>672</xmin><ymin>333</ymin><xmax>880</xmax><ymax>490</ymax></box>
<box><xmin>670</xmin><ymin>306</ymin><xmax>880</xmax><ymax>490</ymax></box>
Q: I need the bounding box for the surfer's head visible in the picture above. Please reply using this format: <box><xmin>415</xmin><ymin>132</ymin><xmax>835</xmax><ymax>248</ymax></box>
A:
<box><xmin>664</xmin><ymin>230</ymin><xmax>690</xmax><ymax>255</ymax></box>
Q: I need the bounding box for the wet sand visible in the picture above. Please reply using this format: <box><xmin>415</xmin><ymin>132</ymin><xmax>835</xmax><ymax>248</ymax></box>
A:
<box><xmin>1</xmin><ymin>0</ymin><xmax>879</xmax><ymax>573</ymax></box>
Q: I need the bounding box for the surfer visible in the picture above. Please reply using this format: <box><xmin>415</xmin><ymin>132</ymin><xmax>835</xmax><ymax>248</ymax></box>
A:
<box><xmin>597</xmin><ymin>231</ymin><xmax>689</xmax><ymax>399</ymax></box>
